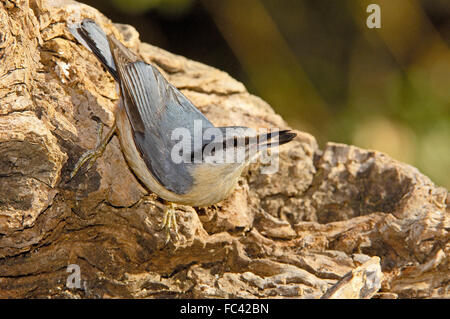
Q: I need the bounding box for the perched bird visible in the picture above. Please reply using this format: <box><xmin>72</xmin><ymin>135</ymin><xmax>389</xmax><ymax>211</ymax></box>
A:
<box><xmin>68</xmin><ymin>19</ymin><xmax>296</xmax><ymax>243</ymax></box>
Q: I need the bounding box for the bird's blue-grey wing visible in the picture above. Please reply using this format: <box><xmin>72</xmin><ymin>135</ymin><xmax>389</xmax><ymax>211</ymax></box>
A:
<box><xmin>118</xmin><ymin>60</ymin><xmax>215</xmax><ymax>194</ymax></box>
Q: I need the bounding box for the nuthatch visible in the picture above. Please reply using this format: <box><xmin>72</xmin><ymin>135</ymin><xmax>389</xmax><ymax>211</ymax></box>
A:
<box><xmin>68</xmin><ymin>19</ymin><xmax>296</xmax><ymax>244</ymax></box>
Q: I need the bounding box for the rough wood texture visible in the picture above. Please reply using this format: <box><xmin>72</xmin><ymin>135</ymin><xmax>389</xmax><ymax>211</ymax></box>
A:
<box><xmin>0</xmin><ymin>0</ymin><xmax>448</xmax><ymax>299</ymax></box>
<box><xmin>321</xmin><ymin>257</ymin><xmax>382</xmax><ymax>299</ymax></box>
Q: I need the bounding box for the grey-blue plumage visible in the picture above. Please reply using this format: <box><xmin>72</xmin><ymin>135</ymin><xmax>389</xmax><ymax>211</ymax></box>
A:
<box><xmin>68</xmin><ymin>19</ymin><xmax>118</xmax><ymax>81</ymax></box>
<box><xmin>68</xmin><ymin>19</ymin><xmax>296</xmax><ymax>202</ymax></box>
<box><xmin>118</xmin><ymin>60</ymin><xmax>215</xmax><ymax>194</ymax></box>
<box><xmin>69</xmin><ymin>19</ymin><xmax>215</xmax><ymax>194</ymax></box>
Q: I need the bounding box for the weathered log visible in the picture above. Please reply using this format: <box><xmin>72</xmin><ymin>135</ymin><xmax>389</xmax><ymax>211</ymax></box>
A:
<box><xmin>321</xmin><ymin>256</ymin><xmax>382</xmax><ymax>299</ymax></box>
<box><xmin>0</xmin><ymin>0</ymin><xmax>448</xmax><ymax>298</ymax></box>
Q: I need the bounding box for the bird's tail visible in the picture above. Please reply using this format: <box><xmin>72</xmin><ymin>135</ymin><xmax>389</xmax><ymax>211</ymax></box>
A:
<box><xmin>68</xmin><ymin>19</ymin><xmax>119</xmax><ymax>80</ymax></box>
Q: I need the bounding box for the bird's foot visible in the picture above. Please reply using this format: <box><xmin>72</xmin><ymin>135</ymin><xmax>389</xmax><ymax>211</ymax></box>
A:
<box><xmin>70</xmin><ymin>121</ymin><xmax>116</xmax><ymax>179</ymax></box>
<box><xmin>160</xmin><ymin>203</ymin><xmax>181</xmax><ymax>246</ymax></box>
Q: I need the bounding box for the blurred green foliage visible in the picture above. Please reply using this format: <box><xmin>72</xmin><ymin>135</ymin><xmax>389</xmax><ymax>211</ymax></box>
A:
<box><xmin>111</xmin><ymin>0</ymin><xmax>193</xmax><ymax>16</ymax></box>
<box><xmin>81</xmin><ymin>0</ymin><xmax>450</xmax><ymax>188</ymax></box>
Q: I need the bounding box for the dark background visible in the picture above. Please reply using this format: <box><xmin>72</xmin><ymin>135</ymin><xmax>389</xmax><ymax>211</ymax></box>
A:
<box><xmin>79</xmin><ymin>0</ymin><xmax>450</xmax><ymax>188</ymax></box>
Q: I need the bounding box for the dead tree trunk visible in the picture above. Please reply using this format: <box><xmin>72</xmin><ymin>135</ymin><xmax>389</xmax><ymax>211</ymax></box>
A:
<box><xmin>0</xmin><ymin>0</ymin><xmax>448</xmax><ymax>298</ymax></box>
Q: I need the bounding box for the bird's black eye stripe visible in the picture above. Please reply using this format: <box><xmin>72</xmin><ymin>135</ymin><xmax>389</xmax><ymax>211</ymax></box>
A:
<box><xmin>221</xmin><ymin>136</ymin><xmax>248</xmax><ymax>149</ymax></box>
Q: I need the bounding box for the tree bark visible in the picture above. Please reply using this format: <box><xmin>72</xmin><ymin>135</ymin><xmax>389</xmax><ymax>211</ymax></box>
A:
<box><xmin>0</xmin><ymin>0</ymin><xmax>448</xmax><ymax>298</ymax></box>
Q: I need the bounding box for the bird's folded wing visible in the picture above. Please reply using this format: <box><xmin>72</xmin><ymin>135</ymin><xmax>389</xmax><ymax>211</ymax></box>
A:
<box><xmin>118</xmin><ymin>60</ymin><xmax>215</xmax><ymax>194</ymax></box>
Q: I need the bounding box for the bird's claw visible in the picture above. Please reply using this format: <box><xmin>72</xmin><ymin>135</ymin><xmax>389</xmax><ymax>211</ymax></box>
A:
<box><xmin>70</xmin><ymin>122</ymin><xmax>115</xmax><ymax>179</ymax></box>
<box><xmin>160</xmin><ymin>203</ymin><xmax>181</xmax><ymax>246</ymax></box>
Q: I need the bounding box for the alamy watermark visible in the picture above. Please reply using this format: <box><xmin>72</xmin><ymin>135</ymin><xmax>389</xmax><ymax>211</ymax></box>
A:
<box><xmin>367</xmin><ymin>4</ymin><xmax>381</xmax><ymax>29</ymax></box>
<box><xmin>66</xmin><ymin>264</ymin><xmax>81</xmax><ymax>289</ymax></box>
